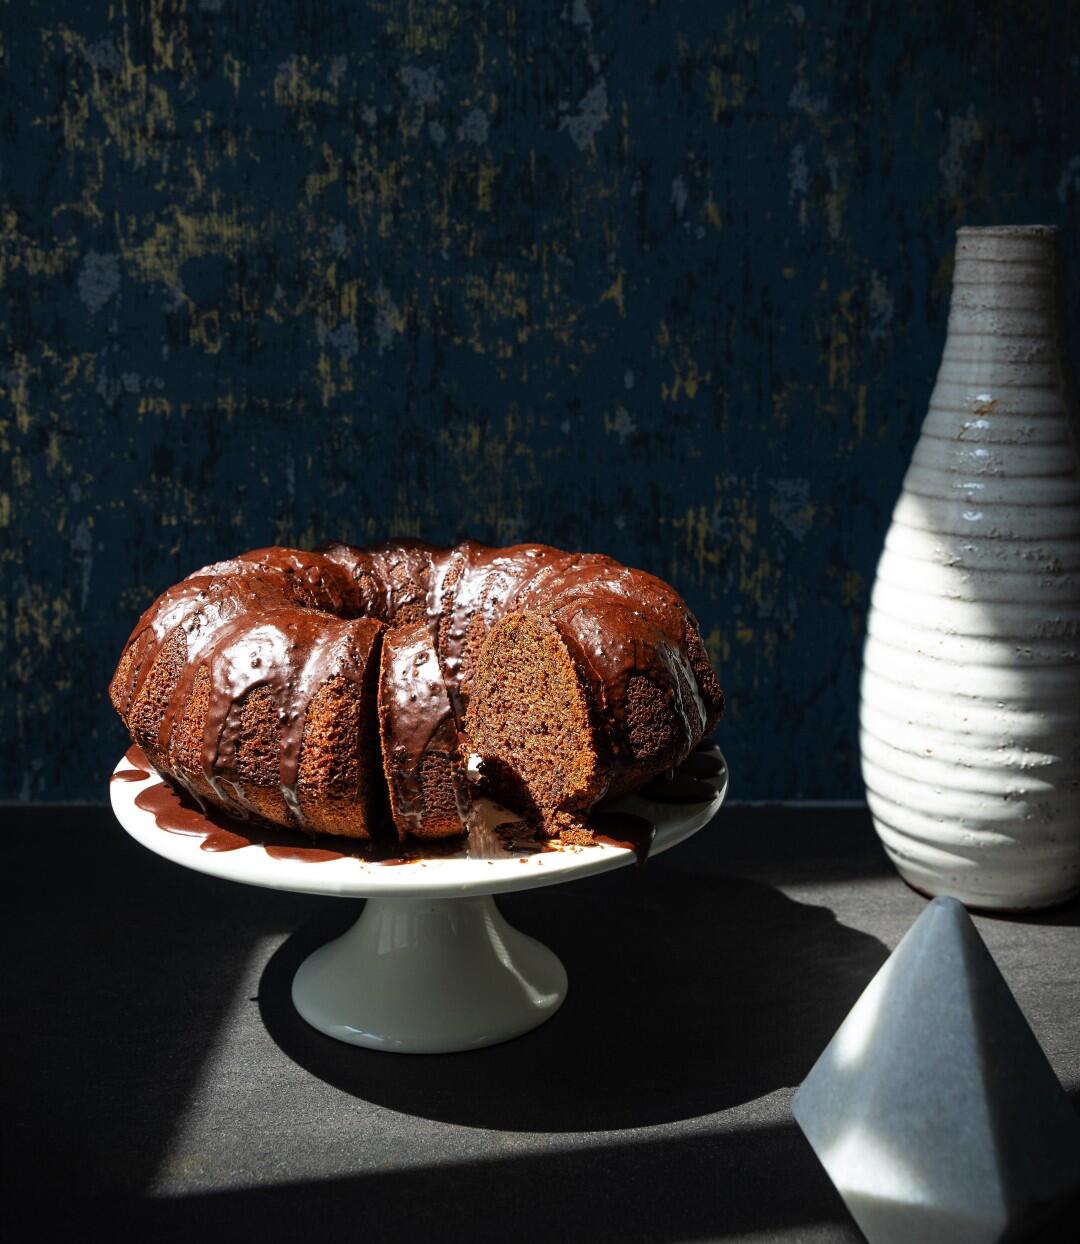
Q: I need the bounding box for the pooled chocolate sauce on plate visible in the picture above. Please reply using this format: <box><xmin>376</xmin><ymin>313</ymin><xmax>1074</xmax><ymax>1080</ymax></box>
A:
<box><xmin>126</xmin><ymin>773</ymin><xmax>540</xmax><ymax>866</ymax></box>
<box><xmin>264</xmin><ymin>843</ymin><xmax>346</xmax><ymax>863</ymax></box>
<box><xmin>125</xmin><ymin>743</ymin><xmax>152</xmax><ymax>771</ymax></box>
<box><xmin>112</xmin><ymin>768</ymin><xmax>150</xmax><ymax>783</ymax></box>
<box><xmin>122</xmin><ymin>743</ymin><xmax>720</xmax><ymax>867</ymax></box>
<box><xmin>111</xmin><ymin>743</ymin><xmax>153</xmax><ymax>783</ymax></box>
<box><xmin>134</xmin><ymin>781</ymin><xmax>252</xmax><ymax>852</ymax></box>
<box><xmin>131</xmin><ymin>772</ymin><xmax>357</xmax><ymax>860</ymax></box>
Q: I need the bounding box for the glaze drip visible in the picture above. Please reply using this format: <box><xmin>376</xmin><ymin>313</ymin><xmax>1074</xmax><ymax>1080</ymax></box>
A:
<box><xmin>135</xmin><ymin>781</ymin><xmax>251</xmax><ymax>851</ymax></box>
<box><xmin>112</xmin><ymin>743</ymin><xmax>153</xmax><ymax>783</ymax></box>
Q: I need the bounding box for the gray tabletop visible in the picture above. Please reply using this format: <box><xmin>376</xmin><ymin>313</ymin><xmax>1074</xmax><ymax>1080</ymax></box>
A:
<box><xmin>5</xmin><ymin>803</ymin><xmax>1078</xmax><ymax>1241</ymax></box>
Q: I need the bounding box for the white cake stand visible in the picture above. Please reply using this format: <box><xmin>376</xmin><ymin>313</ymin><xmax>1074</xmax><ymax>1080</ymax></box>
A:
<box><xmin>110</xmin><ymin>753</ymin><xmax>727</xmax><ymax>1053</ymax></box>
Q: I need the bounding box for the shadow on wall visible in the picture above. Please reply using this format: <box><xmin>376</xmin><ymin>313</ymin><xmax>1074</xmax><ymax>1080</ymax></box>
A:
<box><xmin>259</xmin><ymin>870</ymin><xmax>890</xmax><ymax>1131</ymax></box>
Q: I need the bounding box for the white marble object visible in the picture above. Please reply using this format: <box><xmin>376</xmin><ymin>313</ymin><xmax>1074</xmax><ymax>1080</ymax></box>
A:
<box><xmin>792</xmin><ymin>897</ymin><xmax>1080</xmax><ymax>1244</ymax></box>
<box><xmin>860</xmin><ymin>225</ymin><xmax>1080</xmax><ymax>909</ymax></box>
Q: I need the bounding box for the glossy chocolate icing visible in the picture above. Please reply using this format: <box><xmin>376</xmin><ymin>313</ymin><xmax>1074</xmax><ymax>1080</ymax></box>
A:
<box><xmin>111</xmin><ymin>743</ymin><xmax>153</xmax><ymax>782</ymax></box>
<box><xmin>135</xmin><ymin>780</ymin><xmax>252</xmax><ymax>851</ymax></box>
<box><xmin>379</xmin><ymin>618</ymin><xmax>468</xmax><ymax>838</ymax></box>
<box><xmin>112</xmin><ymin>540</ymin><xmax>724</xmax><ymax>843</ymax></box>
<box><xmin>326</xmin><ymin>540</ymin><xmax>720</xmax><ymax>792</ymax></box>
<box><xmin>115</xmin><ymin>554</ymin><xmax>381</xmax><ymax>828</ymax></box>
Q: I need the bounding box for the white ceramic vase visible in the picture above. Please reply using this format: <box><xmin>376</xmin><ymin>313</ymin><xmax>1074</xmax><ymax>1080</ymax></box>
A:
<box><xmin>860</xmin><ymin>225</ymin><xmax>1080</xmax><ymax>911</ymax></box>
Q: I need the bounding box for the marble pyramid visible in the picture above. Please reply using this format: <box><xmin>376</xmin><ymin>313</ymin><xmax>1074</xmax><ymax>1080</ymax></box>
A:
<box><xmin>792</xmin><ymin>897</ymin><xmax>1080</xmax><ymax>1244</ymax></box>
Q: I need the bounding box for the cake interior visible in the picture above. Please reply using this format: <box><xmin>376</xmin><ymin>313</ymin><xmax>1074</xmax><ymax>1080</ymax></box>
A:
<box><xmin>463</xmin><ymin>612</ymin><xmax>605</xmax><ymax>835</ymax></box>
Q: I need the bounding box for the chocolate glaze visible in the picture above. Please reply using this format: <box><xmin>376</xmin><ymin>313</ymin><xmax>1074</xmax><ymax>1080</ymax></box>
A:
<box><xmin>111</xmin><ymin>540</ymin><xmax>725</xmax><ymax>845</ymax></box>
<box><xmin>112</xmin><ymin>745</ymin><xmax>153</xmax><ymax>784</ymax></box>
<box><xmin>264</xmin><ymin>844</ymin><xmax>343</xmax><ymax>863</ymax></box>
<box><xmin>133</xmin><ymin>770</ymin><xmax>664</xmax><ymax>869</ymax></box>
<box><xmin>135</xmin><ymin>781</ymin><xmax>251</xmax><ymax>852</ymax></box>
<box><xmin>379</xmin><ymin>617</ymin><xmax>468</xmax><ymax>839</ymax></box>
<box><xmin>132</xmin><ymin>774</ymin><xmax>388</xmax><ymax>863</ymax></box>
<box><xmin>116</xmin><ymin>558</ymin><xmax>382</xmax><ymax>831</ymax></box>
<box><xmin>196</xmin><ymin>609</ymin><xmax>377</xmax><ymax>828</ymax></box>
<box><xmin>124</xmin><ymin>743</ymin><xmax>153</xmax><ymax>773</ymax></box>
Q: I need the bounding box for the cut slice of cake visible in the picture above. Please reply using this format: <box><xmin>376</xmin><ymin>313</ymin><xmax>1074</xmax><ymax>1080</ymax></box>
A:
<box><xmin>462</xmin><ymin>612</ymin><xmax>608</xmax><ymax>836</ymax></box>
<box><xmin>378</xmin><ymin>619</ymin><xmax>469</xmax><ymax>839</ymax></box>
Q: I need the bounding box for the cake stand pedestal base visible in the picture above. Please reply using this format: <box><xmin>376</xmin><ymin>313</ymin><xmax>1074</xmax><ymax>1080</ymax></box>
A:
<box><xmin>111</xmin><ymin>747</ymin><xmax>727</xmax><ymax>1055</ymax></box>
<box><xmin>291</xmin><ymin>894</ymin><xmax>568</xmax><ymax>1053</ymax></box>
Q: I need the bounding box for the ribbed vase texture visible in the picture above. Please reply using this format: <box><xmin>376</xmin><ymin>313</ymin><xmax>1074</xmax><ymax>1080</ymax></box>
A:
<box><xmin>860</xmin><ymin>226</ymin><xmax>1080</xmax><ymax>910</ymax></box>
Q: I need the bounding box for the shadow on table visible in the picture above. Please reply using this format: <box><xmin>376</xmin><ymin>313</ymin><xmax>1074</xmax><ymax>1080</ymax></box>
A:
<box><xmin>64</xmin><ymin>1118</ymin><xmax>854</xmax><ymax>1242</ymax></box>
<box><xmin>259</xmin><ymin>870</ymin><xmax>889</xmax><ymax>1131</ymax></box>
<box><xmin>4</xmin><ymin>806</ymin><xmax>317</xmax><ymax>1202</ymax></box>
<box><xmin>67</xmin><ymin>1118</ymin><xmax>1080</xmax><ymax>1244</ymax></box>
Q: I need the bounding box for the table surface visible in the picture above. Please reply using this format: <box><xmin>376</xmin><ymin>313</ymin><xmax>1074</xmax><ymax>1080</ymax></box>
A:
<box><xmin>5</xmin><ymin>802</ymin><xmax>1078</xmax><ymax>1242</ymax></box>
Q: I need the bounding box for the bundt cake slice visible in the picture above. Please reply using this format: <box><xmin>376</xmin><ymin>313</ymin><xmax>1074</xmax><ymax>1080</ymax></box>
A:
<box><xmin>174</xmin><ymin>611</ymin><xmax>386</xmax><ymax>836</ymax></box>
<box><xmin>460</xmin><ymin>554</ymin><xmax>724</xmax><ymax>836</ymax></box>
<box><xmin>378</xmin><ymin>619</ymin><xmax>469</xmax><ymax>839</ymax></box>
<box><xmin>462</xmin><ymin>612</ymin><xmax>608</xmax><ymax>834</ymax></box>
<box><xmin>110</xmin><ymin>560</ymin><xmax>387</xmax><ymax>838</ymax></box>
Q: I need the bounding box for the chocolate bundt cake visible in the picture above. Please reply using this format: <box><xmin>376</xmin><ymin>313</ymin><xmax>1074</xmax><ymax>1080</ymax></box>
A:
<box><xmin>109</xmin><ymin>540</ymin><xmax>724</xmax><ymax>843</ymax></box>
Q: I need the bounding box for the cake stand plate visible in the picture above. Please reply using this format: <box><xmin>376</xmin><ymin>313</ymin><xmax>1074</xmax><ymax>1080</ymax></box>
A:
<box><xmin>110</xmin><ymin>754</ymin><xmax>728</xmax><ymax>1053</ymax></box>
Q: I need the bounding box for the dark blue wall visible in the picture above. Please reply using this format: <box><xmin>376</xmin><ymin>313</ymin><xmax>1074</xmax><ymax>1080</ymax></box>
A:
<box><xmin>2</xmin><ymin>1</ymin><xmax>1077</xmax><ymax>801</ymax></box>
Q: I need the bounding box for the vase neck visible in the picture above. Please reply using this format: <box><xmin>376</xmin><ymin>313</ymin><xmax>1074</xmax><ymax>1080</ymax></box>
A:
<box><xmin>948</xmin><ymin>227</ymin><xmax>1061</xmax><ymax>337</ymax></box>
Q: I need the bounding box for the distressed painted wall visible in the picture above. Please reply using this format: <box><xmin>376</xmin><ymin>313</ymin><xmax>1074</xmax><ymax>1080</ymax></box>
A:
<box><xmin>1</xmin><ymin>1</ymin><xmax>1077</xmax><ymax>802</ymax></box>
